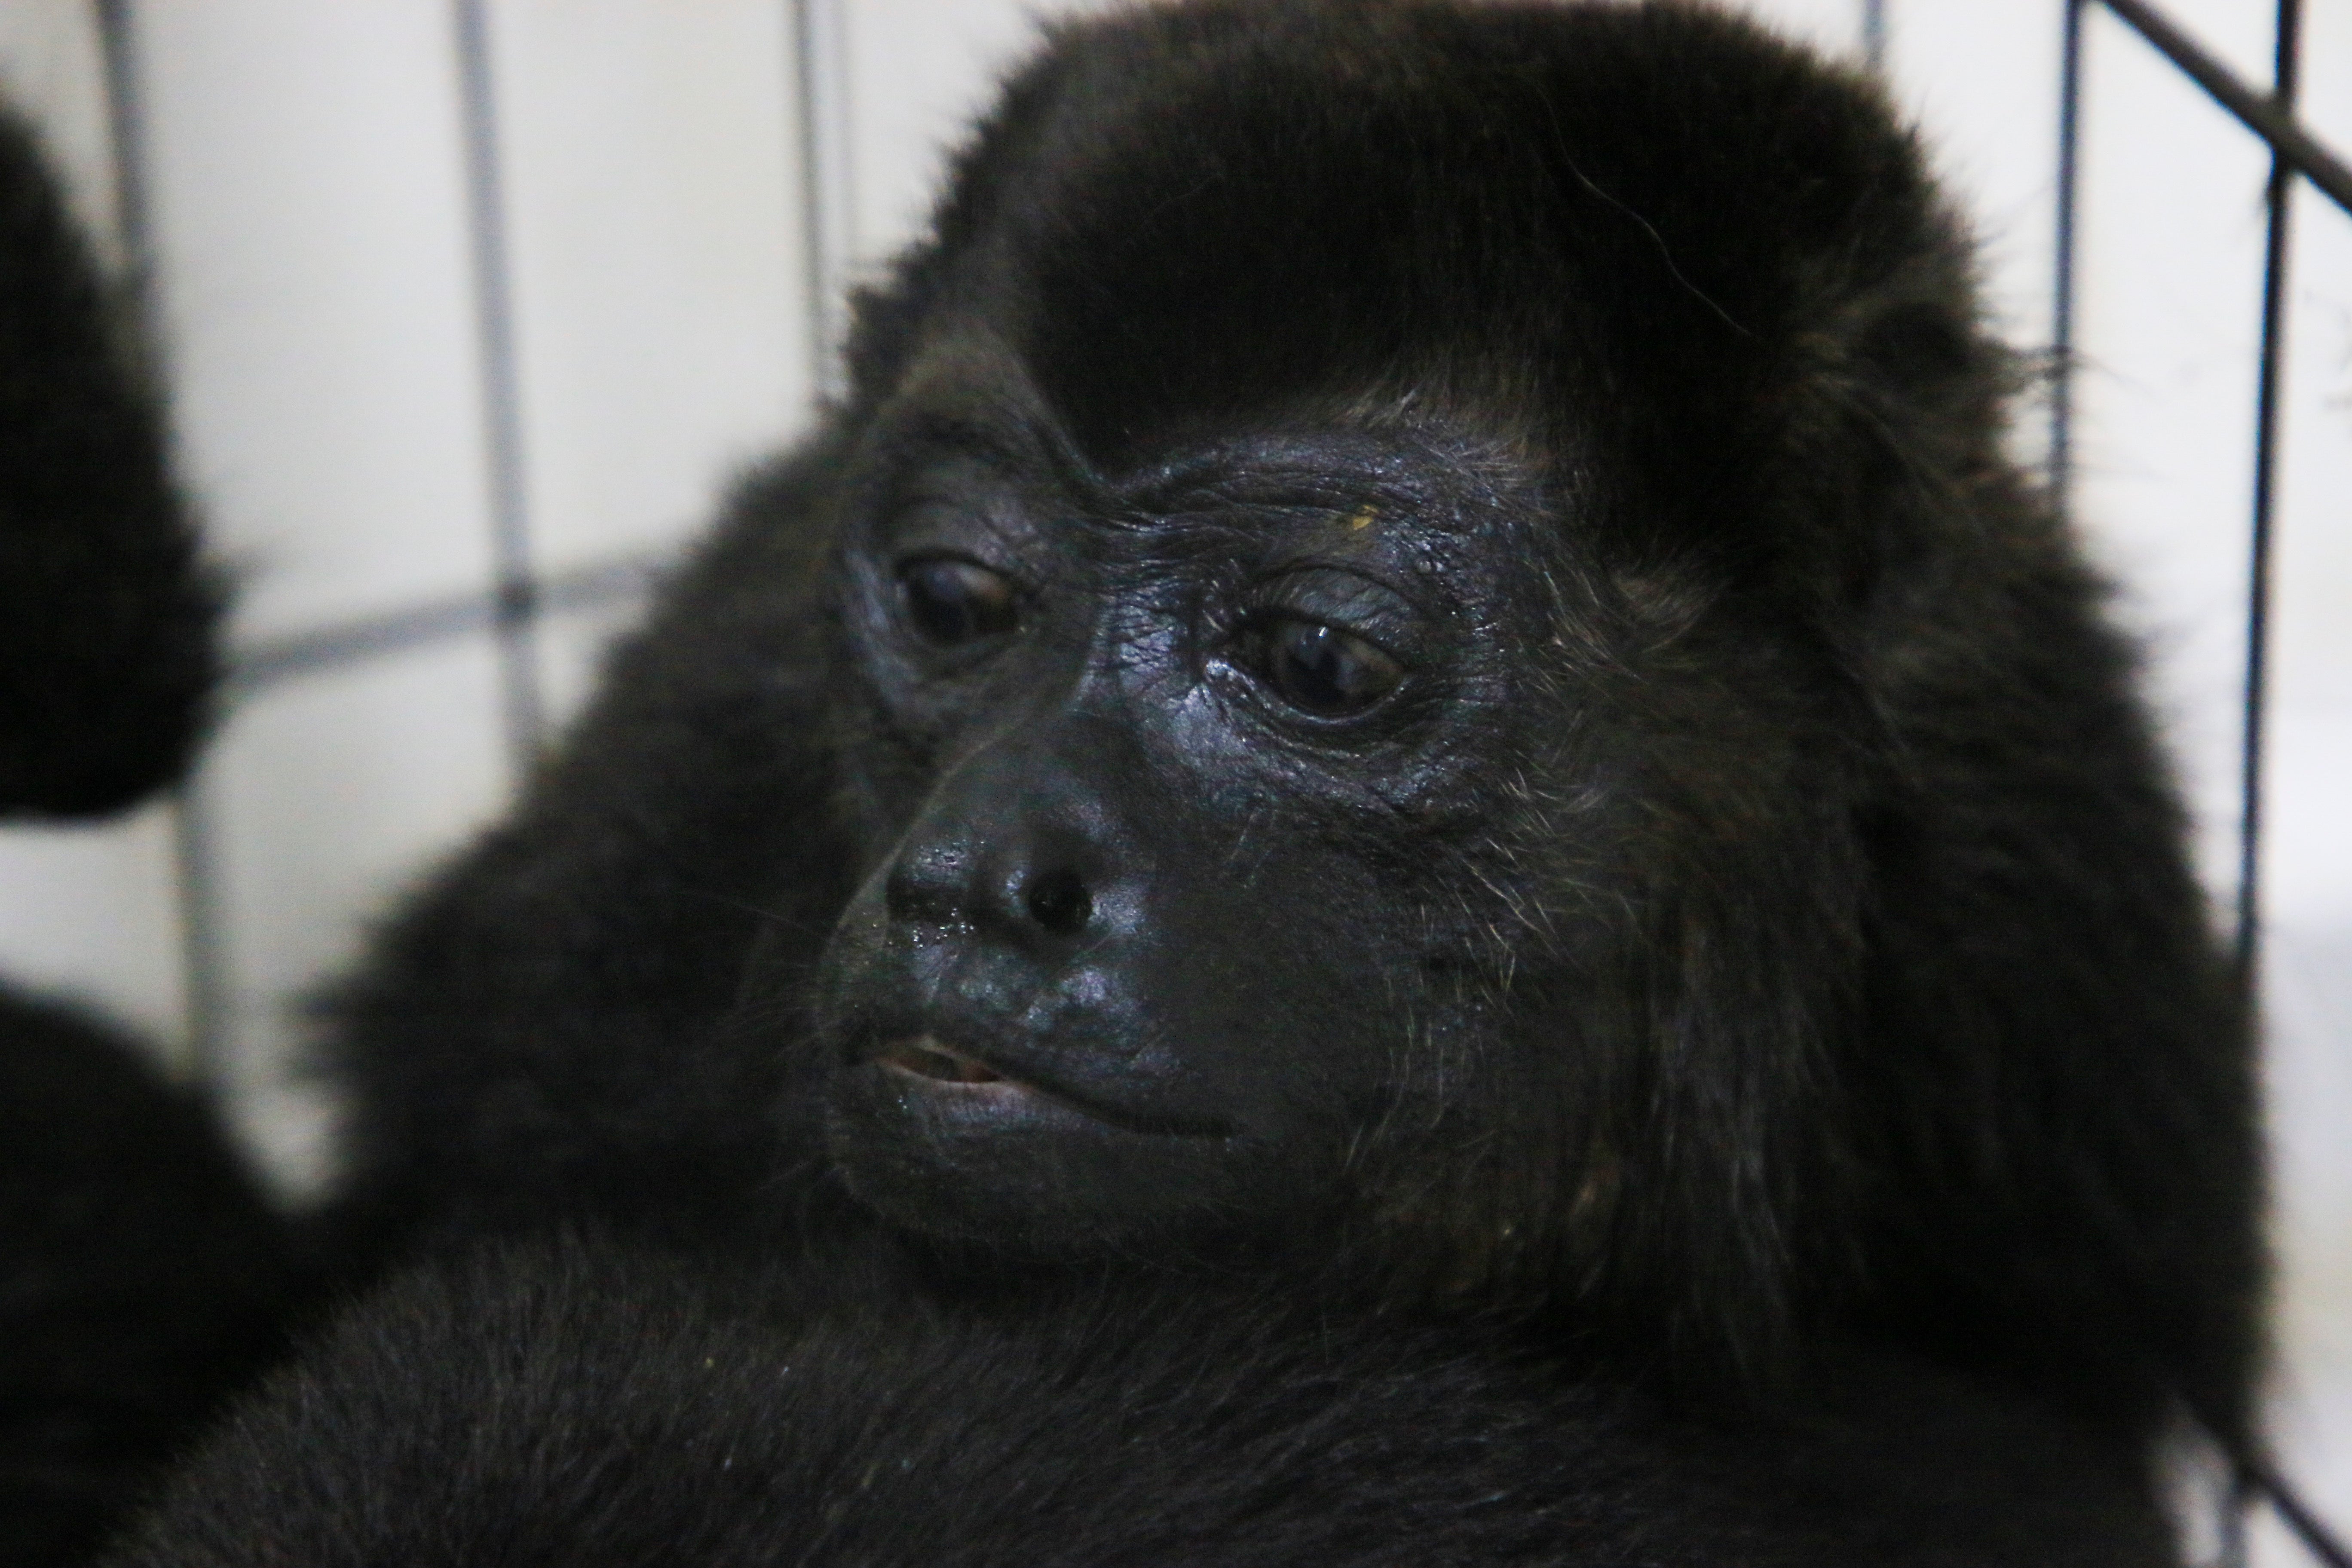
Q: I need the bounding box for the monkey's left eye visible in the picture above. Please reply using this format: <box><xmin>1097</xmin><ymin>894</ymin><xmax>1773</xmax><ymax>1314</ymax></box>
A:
<box><xmin>1237</xmin><ymin>614</ymin><xmax>1405</xmax><ymax>719</ymax></box>
<box><xmin>896</xmin><ymin>555</ymin><xmax>1020</xmax><ymax>646</ymax></box>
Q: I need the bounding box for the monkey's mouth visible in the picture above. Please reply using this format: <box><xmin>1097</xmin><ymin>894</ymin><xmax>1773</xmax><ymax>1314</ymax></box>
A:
<box><xmin>865</xmin><ymin>1034</ymin><xmax>1232</xmax><ymax>1139</ymax></box>
<box><xmin>876</xmin><ymin>1036</ymin><xmax>1009</xmax><ymax>1086</ymax></box>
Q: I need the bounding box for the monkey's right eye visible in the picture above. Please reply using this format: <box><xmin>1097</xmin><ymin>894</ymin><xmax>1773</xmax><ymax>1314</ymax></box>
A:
<box><xmin>896</xmin><ymin>556</ymin><xmax>1020</xmax><ymax>646</ymax></box>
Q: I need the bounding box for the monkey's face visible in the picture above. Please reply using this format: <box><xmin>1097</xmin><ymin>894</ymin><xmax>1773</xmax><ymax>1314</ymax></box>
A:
<box><xmin>740</xmin><ymin>0</ymin><xmax>1894</xmax><ymax>1315</ymax></box>
<box><xmin>797</xmin><ymin>354</ymin><xmax>1617</xmax><ymax>1263</ymax></box>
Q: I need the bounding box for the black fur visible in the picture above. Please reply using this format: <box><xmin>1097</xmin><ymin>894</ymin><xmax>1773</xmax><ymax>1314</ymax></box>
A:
<box><xmin>112</xmin><ymin>1236</ymin><xmax>2174</xmax><ymax>1568</ymax></box>
<box><xmin>0</xmin><ymin>108</ymin><xmax>214</xmax><ymax>820</ymax></box>
<box><xmin>0</xmin><ymin>102</ymin><xmax>284</xmax><ymax>1567</ymax></box>
<box><xmin>7</xmin><ymin>0</ymin><xmax>2237</xmax><ymax>1558</ymax></box>
<box><xmin>328</xmin><ymin>0</ymin><xmax>2257</xmax><ymax>1457</ymax></box>
<box><xmin>0</xmin><ymin>1000</ymin><xmax>293</xmax><ymax>1568</ymax></box>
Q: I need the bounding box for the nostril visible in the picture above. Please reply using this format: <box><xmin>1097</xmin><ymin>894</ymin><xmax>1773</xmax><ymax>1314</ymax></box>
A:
<box><xmin>883</xmin><ymin>860</ymin><xmax>936</xmax><ymax>923</ymax></box>
<box><xmin>1021</xmin><ymin>867</ymin><xmax>1092</xmax><ymax>937</ymax></box>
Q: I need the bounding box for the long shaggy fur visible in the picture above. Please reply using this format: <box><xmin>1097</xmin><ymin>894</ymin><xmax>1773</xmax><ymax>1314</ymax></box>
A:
<box><xmin>329</xmin><ymin>0</ymin><xmax>2256</xmax><ymax>1451</ymax></box>
<box><xmin>0</xmin><ymin>108</ymin><xmax>214</xmax><ymax>819</ymax></box>
<box><xmin>113</xmin><ymin>1236</ymin><xmax>2174</xmax><ymax>1568</ymax></box>
<box><xmin>0</xmin><ymin>1001</ymin><xmax>294</xmax><ymax>1568</ymax></box>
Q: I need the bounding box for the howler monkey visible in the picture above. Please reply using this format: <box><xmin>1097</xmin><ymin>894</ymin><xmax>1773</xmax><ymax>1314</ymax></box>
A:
<box><xmin>83</xmin><ymin>0</ymin><xmax>2271</xmax><ymax>1559</ymax></box>
<box><xmin>329</xmin><ymin>0</ymin><xmax>2258</xmax><ymax>1433</ymax></box>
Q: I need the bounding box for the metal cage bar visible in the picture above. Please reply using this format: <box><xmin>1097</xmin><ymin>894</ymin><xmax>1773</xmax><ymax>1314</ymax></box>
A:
<box><xmin>452</xmin><ymin>0</ymin><xmax>547</xmax><ymax>771</ymax></box>
<box><xmin>2236</xmin><ymin>0</ymin><xmax>2300</xmax><ymax>1003</ymax></box>
<box><xmin>793</xmin><ymin>0</ymin><xmax>852</xmax><ymax>405</ymax></box>
<box><xmin>230</xmin><ymin>553</ymin><xmax>668</xmax><ymax>696</ymax></box>
<box><xmin>92</xmin><ymin>0</ymin><xmax>235</xmax><ymax>1087</ymax></box>
<box><xmin>2095</xmin><ymin>0</ymin><xmax>2351</xmax><ymax>213</ymax></box>
<box><xmin>2064</xmin><ymin>0</ymin><xmax>2352</xmax><ymax>1563</ymax></box>
<box><xmin>2052</xmin><ymin>0</ymin><xmax>2085</xmax><ymax>506</ymax></box>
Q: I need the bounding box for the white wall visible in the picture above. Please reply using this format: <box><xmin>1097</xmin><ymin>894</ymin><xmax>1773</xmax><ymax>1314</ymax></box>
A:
<box><xmin>0</xmin><ymin>0</ymin><xmax>2343</xmax><ymax>1552</ymax></box>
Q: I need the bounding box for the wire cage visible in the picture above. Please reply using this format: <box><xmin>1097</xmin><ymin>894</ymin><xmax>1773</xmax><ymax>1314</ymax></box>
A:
<box><xmin>0</xmin><ymin>1</ymin><xmax>2342</xmax><ymax>1562</ymax></box>
<box><xmin>2045</xmin><ymin>2</ymin><xmax>2348</xmax><ymax>1560</ymax></box>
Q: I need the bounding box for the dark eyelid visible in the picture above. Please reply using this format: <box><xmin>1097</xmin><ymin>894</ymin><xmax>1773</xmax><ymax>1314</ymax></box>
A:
<box><xmin>1247</xmin><ymin>566</ymin><xmax>1423</xmax><ymax>658</ymax></box>
<box><xmin>872</xmin><ymin>454</ymin><xmax>1036</xmax><ymax>557</ymax></box>
<box><xmin>1270</xmin><ymin>564</ymin><xmax>1406</xmax><ymax>611</ymax></box>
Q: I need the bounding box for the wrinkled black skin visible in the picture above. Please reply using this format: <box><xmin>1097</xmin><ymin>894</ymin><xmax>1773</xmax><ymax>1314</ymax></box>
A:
<box><xmin>113</xmin><ymin>1236</ymin><xmax>2176</xmax><ymax>1568</ymax></box>
<box><xmin>0</xmin><ymin>105</ymin><xmax>290</xmax><ymax>1567</ymax></box>
<box><xmin>330</xmin><ymin>0</ymin><xmax>2256</xmax><ymax>1506</ymax></box>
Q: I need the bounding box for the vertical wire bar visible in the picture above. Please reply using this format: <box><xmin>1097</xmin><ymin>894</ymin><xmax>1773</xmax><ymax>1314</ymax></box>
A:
<box><xmin>91</xmin><ymin>0</ymin><xmax>147</xmax><ymax>273</ymax></box>
<box><xmin>792</xmin><ymin>0</ymin><xmax>852</xmax><ymax>406</ymax></box>
<box><xmin>167</xmin><ymin>779</ymin><xmax>230</xmax><ymax>1090</ymax></box>
<box><xmin>2229</xmin><ymin>4</ymin><xmax>2305</xmax><ymax>1558</ymax></box>
<box><xmin>2050</xmin><ymin>0</ymin><xmax>2086</xmax><ymax>508</ymax></box>
<box><xmin>452</xmin><ymin>0</ymin><xmax>545</xmax><ymax>772</ymax></box>
<box><xmin>1861</xmin><ymin>0</ymin><xmax>1888</xmax><ymax>75</ymax></box>
<box><xmin>2218</xmin><ymin>1461</ymin><xmax>2249</xmax><ymax>1568</ymax></box>
<box><xmin>94</xmin><ymin>0</ymin><xmax>228</xmax><ymax>1088</ymax></box>
<box><xmin>2217</xmin><ymin>1</ymin><xmax>2303</xmax><ymax>1538</ymax></box>
<box><xmin>2233</xmin><ymin>0</ymin><xmax>2300</xmax><ymax>995</ymax></box>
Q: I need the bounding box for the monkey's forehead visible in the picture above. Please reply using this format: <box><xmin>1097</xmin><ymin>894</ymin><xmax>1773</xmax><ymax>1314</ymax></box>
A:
<box><xmin>880</xmin><ymin>0</ymin><xmax>1952</xmax><ymax>471</ymax></box>
<box><xmin>864</xmin><ymin>327</ymin><xmax>1557</xmax><ymax>526</ymax></box>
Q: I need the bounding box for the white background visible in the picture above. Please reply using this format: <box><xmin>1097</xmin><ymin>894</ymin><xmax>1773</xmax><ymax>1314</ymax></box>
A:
<box><xmin>0</xmin><ymin>0</ymin><xmax>2342</xmax><ymax>1555</ymax></box>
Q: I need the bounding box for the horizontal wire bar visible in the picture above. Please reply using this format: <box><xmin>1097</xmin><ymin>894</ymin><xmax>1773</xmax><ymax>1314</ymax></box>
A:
<box><xmin>228</xmin><ymin>551</ymin><xmax>668</xmax><ymax>695</ymax></box>
<box><xmin>2094</xmin><ymin>0</ymin><xmax>2351</xmax><ymax>214</ymax></box>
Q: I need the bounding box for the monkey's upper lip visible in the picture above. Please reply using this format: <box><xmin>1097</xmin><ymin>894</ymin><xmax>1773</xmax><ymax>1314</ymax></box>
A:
<box><xmin>866</xmin><ymin>1033</ymin><xmax>1231</xmax><ymax>1139</ymax></box>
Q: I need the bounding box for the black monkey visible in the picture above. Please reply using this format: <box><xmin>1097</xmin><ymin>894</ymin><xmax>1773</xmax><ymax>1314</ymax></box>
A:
<box><xmin>109</xmin><ymin>1235</ymin><xmax>2176</xmax><ymax>1568</ymax></box>
<box><xmin>277</xmin><ymin>0</ymin><xmax>2255</xmax><ymax>1545</ymax></box>
<box><xmin>0</xmin><ymin>106</ymin><xmax>293</xmax><ymax>1567</ymax></box>
<box><xmin>331</xmin><ymin>0</ymin><xmax>2256</xmax><ymax>1440</ymax></box>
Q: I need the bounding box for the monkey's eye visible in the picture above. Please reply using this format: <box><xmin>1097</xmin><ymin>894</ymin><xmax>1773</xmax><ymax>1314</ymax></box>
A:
<box><xmin>896</xmin><ymin>555</ymin><xmax>1020</xmax><ymax>646</ymax></box>
<box><xmin>1237</xmin><ymin>614</ymin><xmax>1404</xmax><ymax>718</ymax></box>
